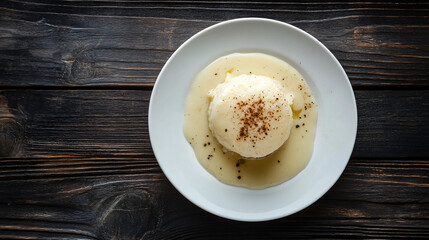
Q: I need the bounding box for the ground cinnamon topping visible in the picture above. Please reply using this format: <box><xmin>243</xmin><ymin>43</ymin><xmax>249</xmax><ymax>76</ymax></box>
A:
<box><xmin>235</xmin><ymin>94</ymin><xmax>280</xmax><ymax>143</ymax></box>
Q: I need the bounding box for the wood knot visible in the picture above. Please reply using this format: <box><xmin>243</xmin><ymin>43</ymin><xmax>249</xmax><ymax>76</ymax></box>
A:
<box><xmin>95</xmin><ymin>190</ymin><xmax>155</xmax><ymax>239</ymax></box>
<box><xmin>0</xmin><ymin>96</ymin><xmax>25</xmax><ymax>157</ymax></box>
<box><xmin>62</xmin><ymin>48</ymin><xmax>96</xmax><ymax>83</ymax></box>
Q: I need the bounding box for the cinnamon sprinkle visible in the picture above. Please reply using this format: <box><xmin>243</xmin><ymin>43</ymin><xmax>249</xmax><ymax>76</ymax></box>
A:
<box><xmin>235</xmin><ymin>94</ymin><xmax>280</xmax><ymax>142</ymax></box>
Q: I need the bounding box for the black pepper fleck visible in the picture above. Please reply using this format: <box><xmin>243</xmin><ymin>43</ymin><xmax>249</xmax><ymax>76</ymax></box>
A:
<box><xmin>204</xmin><ymin>143</ymin><xmax>207</xmax><ymax>147</ymax></box>
<box><xmin>277</xmin><ymin>160</ymin><xmax>280</xmax><ymax>163</ymax></box>
<box><xmin>236</xmin><ymin>163</ymin><xmax>240</xmax><ymax>167</ymax></box>
<box><xmin>225</xmin><ymin>129</ymin><xmax>228</xmax><ymax>132</ymax></box>
<box><xmin>237</xmin><ymin>176</ymin><xmax>241</xmax><ymax>179</ymax></box>
<box><xmin>296</xmin><ymin>125</ymin><xmax>300</xmax><ymax>128</ymax></box>
<box><xmin>302</xmin><ymin>123</ymin><xmax>305</xmax><ymax>126</ymax></box>
<box><xmin>214</xmin><ymin>73</ymin><xmax>218</xmax><ymax>76</ymax></box>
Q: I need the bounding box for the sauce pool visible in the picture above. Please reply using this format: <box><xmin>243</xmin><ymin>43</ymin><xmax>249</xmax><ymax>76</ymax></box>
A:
<box><xmin>183</xmin><ymin>53</ymin><xmax>318</xmax><ymax>189</ymax></box>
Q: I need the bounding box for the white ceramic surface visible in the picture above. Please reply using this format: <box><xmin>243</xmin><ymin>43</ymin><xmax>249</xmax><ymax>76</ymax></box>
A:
<box><xmin>149</xmin><ymin>18</ymin><xmax>357</xmax><ymax>222</ymax></box>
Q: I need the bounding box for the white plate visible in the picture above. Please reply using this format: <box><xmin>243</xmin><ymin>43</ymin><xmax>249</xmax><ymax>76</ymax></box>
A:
<box><xmin>149</xmin><ymin>18</ymin><xmax>357</xmax><ymax>222</ymax></box>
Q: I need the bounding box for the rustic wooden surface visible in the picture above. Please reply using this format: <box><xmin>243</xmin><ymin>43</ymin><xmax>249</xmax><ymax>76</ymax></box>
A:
<box><xmin>0</xmin><ymin>1</ymin><xmax>428</xmax><ymax>239</ymax></box>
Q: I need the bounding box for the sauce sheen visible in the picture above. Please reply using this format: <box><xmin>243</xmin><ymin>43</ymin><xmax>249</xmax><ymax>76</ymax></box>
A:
<box><xmin>183</xmin><ymin>53</ymin><xmax>318</xmax><ymax>189</ymax></box>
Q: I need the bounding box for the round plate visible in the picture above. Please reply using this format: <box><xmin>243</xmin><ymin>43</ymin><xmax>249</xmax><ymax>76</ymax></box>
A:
<box><xmin>149</xmin><ymin>18</ymin><xmax>357</xmax><ymax>221</ymax></box>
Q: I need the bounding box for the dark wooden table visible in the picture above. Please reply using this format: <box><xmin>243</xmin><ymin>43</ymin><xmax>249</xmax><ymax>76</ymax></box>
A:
<box><xmin>1</xmin><ymin>1</ymin><xmax>428</xmax><ymax>239</ymax></box>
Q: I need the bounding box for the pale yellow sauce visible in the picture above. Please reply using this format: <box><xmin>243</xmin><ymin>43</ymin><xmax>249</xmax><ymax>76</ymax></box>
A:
<box><xmin>183</xmin><ymin>53</ymin><xmax>317</xmax><ymax>189</ymax></box>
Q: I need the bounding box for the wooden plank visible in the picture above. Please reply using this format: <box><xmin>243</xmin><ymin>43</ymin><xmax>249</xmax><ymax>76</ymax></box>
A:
<box><xmin>0</xmin><ymin>90</ymin><xmax>428</xmax><ymax>159</ymax></box>
<box><xmin>0</xmin><ymin>1</ymin><xmax>428</xmax><ymax>87</ymax></box>
<box><xmin>0</xmin><ymin>157</ymin><xmax>427</xmax><ymax>239</ymax></box>
<box><xmin>354</xmin><ymin>90</ymin><xmax>429</xmax><ymax>158</ymax></box>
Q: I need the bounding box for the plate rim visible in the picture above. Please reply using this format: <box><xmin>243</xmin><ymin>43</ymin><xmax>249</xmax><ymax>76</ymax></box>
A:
<box><xmin>149</xmin><ymin>17</ymin><xmax>358</xmax><ymax>222</ymax></box>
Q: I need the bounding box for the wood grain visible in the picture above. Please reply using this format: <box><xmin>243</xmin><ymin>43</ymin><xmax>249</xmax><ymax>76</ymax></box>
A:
<box><xmin>0</xmin><ymin>1</ymin><xmax>428</xmax><ymax>87</ymax></box>
<box><xmin>0</xmin><ymin>90</ymin><xmax>427</xmax><ymax>159</ymax></box>
<box><xmin>1</xmin><ymin>1</ymin><xmax>428</xmax><ymax>239</ymax></box>
<box><xmin>0</xmin><ymin>157</ymin><xmax>427</xmax><ymax>239</ymax></box>
<box><xmin>0</xmin><ymin>89</ymin><xmax>428</xmax><ymax>238</ymax></box>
